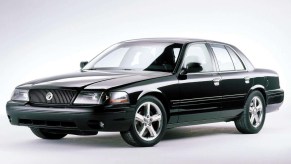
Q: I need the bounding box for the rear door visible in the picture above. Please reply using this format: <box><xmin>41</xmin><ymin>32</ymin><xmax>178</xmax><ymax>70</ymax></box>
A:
<box><xmin>209</xmin><ymin>43</ymin><xmax>252</xmax><ymax>110</ymax></box>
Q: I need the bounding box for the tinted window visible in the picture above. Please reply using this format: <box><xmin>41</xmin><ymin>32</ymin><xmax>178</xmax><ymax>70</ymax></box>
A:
<box><xmin>84</xmin><ymin>43</ymin><xmax>183</xmax><ymax>72</ymax></box>
<box><xmin>211</xmin><ymin>45</ymin><xmax>235</xmax><ymax>71</ymax></box>
<box><xmin>173</xmin><ymin>48</ymin><xmax>180</xmax><ymax>62</ymax></box>
<box><xmin>184</xmin><ymin>44</ymin><xmax>214</xmax><ymax>73</ymax></box>
<box><xmin>226</xmin><ymin>46</ymin><xmax>245</xmax><ymax>70</ymax></box>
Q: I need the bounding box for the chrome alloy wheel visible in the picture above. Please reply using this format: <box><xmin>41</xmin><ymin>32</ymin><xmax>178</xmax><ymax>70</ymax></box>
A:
<box><xmin>134</xmin><ymin>102</ymin><xmax>163</xmax><ymax>141</ymax></box>
<box><xmin>249</xmin><ymin>96</ymin><xmax>264</xmax><ymax>128</ymax></box>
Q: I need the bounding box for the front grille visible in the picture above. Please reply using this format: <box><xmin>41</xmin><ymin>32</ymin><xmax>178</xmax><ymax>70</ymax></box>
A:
<box><xmin>29</xmin><ymin>89</ymin><xmax>77</xmax><ymax>105</ymax></box>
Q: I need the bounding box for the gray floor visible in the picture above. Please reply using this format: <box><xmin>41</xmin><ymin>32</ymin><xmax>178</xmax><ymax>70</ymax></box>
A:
<box><xmin>1</xmin><ymin>111</ymin><xmax>290</xmax><ymax>164</ymax></box>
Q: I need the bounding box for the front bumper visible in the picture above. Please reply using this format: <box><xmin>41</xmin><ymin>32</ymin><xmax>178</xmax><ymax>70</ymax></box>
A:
<box><xmin>6</xmin><ymin>101</ymin><xmax>135</xmax><ymax>133</ymax></box>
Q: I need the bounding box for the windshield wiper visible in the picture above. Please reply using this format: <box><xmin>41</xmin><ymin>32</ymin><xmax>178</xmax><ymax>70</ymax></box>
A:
<box><xmin>84</xmin><ymin>68</ymin><xmax>135</xmax><ymax>71</ymax></box>
<box><xmin>120</xmin><ymin>68</ymin><xmax>134</xmax><ymax>71</ymax></box>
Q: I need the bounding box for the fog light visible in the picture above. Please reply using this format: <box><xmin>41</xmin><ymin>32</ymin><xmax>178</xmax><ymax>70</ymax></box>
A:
<box><xmin>99</xmin><ymin>121</ymin><xmax>104</xmax><ymax>128</ymax></box>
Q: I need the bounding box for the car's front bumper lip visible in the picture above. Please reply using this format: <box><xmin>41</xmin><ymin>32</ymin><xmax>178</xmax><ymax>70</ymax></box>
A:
<box><xmin>6</xmin><ymin>101</ymin><xmax>135</xmax><ymax>132</ymax></box>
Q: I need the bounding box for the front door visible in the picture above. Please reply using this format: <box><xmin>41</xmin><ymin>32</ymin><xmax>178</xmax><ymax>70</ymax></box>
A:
<box><xmin>176</xmin><ymin>43</ymin><xmax>222</xmax><ymax>123</ymax></box>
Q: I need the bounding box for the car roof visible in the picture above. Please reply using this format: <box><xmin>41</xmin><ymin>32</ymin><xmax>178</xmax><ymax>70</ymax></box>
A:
<box><xmin>122</xmin><ymin>38</ymin><xmax>229</xmax><ymax>45</ymax></box>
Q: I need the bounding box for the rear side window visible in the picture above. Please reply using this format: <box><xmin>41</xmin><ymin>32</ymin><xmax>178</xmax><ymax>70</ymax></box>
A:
<box><xmin>211</xmin><ymin>45</ymin><xmax>235</xmax><ymax>71</ymax></box>
<box><xmin>226</xmin><ymin>46</ymin><xmax>245</xmax><ymax>70</ymax></box>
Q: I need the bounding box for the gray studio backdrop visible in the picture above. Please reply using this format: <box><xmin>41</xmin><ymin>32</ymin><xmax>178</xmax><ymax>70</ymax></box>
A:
<box><xmin>0</xmin><ymin>0</ymin><xmax>290</xmax><ymax>118</ymax></box>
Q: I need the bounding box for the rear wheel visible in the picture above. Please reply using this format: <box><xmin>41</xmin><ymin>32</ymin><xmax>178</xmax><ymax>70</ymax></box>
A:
<box><xmin>30</xmin><ymin>128</ymin><xmax>67</xmax><ymax>139</ymax></box>
<box><xmin>120</xmin><ymin>96</ymin><xmax>167</xmax><ymax>147</ymax></box>
<box><xmin>235</xmin><ymin>91</ymin><xmax>266</xmax><ymax>134</ymax></box>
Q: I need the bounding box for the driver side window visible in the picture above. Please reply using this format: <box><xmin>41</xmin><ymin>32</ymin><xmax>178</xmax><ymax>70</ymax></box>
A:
<box><xmin>184</xmin><ymin>43</ymin><xmax>214</xmax><ymax>73</ymax></box>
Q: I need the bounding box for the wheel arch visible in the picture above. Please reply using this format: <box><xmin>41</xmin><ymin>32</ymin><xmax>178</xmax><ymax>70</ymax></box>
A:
<box><xmin>246</xmin><ymin>85</ymin><xmax>267</xmax><ymax>104</ymax></box>
<box><xmin>137</xmin><ymin>90</ymin><xmax>171</xmax><ymax>122</ymax></box>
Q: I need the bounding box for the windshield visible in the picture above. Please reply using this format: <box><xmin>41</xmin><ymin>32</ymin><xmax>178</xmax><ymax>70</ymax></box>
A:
<box><xmin>83</xmin><ymin>42</ymin><xmax>183</xmax><ymax>72</ymax></box>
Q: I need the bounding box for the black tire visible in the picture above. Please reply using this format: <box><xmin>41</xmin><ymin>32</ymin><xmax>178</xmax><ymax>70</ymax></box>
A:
<box><xmin>235</xmin><ymin>91</ymin><xmax>266</xmax><ymax>134</ymax></box>
<box><xmin>120</xmin><ymin>96</ymin><xmax>167</xmax><ymax>147</ymax></box>
<box><xmin>30</xmin><ymin>128</ymin><xmax>67</xmax><ymax>139</ymax></box>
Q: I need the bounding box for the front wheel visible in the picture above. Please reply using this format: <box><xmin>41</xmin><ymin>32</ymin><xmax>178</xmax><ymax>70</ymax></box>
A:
<box><xmin>120</xmin><ymin>96</ymin><xmax>167</xmax><ymax>147</ymax></box>
<box><xmin>235</xmin><ymin>91</ymin><xmax>266</xmax><ymax>134</ymax></box>
<box><xmin>30</xmin><ymin>128</ymin><xmax>67</xmax><ymax>139</ymax></box>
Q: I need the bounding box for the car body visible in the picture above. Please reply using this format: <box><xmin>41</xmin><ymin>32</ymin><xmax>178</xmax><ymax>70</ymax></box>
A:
<box><xmin>6</xmin><ymin>38</ymin><xmax>284</xmax><ymax>146</ymax></box>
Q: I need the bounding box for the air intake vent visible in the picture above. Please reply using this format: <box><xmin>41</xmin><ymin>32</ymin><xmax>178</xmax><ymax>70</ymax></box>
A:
<box><xmin>19</xmin><ymin>119</ymin><xmax>77</xmax><ymax>128</ymax></box>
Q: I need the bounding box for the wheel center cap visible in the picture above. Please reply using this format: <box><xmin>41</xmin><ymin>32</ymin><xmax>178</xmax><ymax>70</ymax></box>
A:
<box><xmin>144</xmin><ymin>117</ymin><xmax>152</xmax><ymax>125</ymax></box>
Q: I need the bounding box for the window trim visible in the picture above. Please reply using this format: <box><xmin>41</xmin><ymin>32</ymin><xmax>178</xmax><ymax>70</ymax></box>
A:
<box><xmin>209</xmin><ymin>43</ymin><xmax>248</xmax><ymax>73</ymax></box>
<box><xmin>178</xmin><ymin>42</ymin><xmax>217</xmax><ymax>74</ymax></box>
<box><xmin>225</xmin><ymin>45</ymin><xmax>246</xmax><ymax>71</ymax></box>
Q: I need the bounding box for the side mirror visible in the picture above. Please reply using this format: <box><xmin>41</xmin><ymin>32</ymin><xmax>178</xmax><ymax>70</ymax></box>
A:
<box><xmin>178</xmin><ymin>67</ymin><xmax>187</xmax><ymax>80</ymax></box>
<box><xmin>186</xmin><ymin>62</ymin><xmax>203</xmax><ymax>73</ymax></box>
<box><xmin>180</xmin><ymin>67</ymin><xmax>187</xmax><ymax>75</ymax></box>
<box><xmin>80</xmin><ymin>61</ymin><xmax>88</xmax><ymax>69</ymax></box>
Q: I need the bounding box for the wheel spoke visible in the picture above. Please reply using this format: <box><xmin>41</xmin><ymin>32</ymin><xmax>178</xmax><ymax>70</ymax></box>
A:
<box><xmin>250</xmin><ymin>114</ymin><xmax>255</xmax><ymax>124</ymax></box>
<box><xmin>139</xmin><ymin>125</ymin><xmax>147</xmax><ymax>137</ymax></box>
<box><xmin>254</xmin><ymin>114</ymin><xmax>260</xmax><ymax>124</ymax></box>
<box><xmin>254</xmin><ymin>98</ymin><xmax>257</xmax><ymax>108</ymax></box>
<box><xmin>257</xmin><ymin>104</ymin><xmax>263</xmax><ymax>112</ymax></box>
<box><xmin>249</xmin><ymin>107</ymin><xmax>254</xmax><ymax>113</ymax></box>
<box><xmin>147</xmin><ymin>125</ymin><xmax>157</xmax><ymax>137</ymax></box>
<box><xmin>151</xmin><ymin>114</ymin><xmax>161</xmax><ymax>122</ymax></box>
<box><xmin>145</xmin><ymin>103</ymin><xmax>151</xmax><ymax>116</ymax></box>
<box><xmin>135</xmin><ymin>113</ymin><xmax>144</xmax><ymax>123</ymax></box>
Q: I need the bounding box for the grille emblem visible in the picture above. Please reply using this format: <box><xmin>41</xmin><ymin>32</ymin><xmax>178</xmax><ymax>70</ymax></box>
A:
<box><xmin>46</xmin><ymin>92</ymin><xmax>53</xmax><ymax>101</ymax></box>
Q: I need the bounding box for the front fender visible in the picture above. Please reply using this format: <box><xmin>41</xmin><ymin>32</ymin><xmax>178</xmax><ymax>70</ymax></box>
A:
<box><xmin>137</xmin><ymin>89</ymin><xmax>164</xmax><ymax>100</ymax></box>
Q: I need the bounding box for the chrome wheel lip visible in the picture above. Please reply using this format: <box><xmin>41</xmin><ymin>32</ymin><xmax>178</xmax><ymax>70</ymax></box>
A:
<box><xmin>249</xmin><ymin>96</ymin><xmax>264</xmax><ymax>128</ymax></box>
<box><xmin>134</xmin><ymin>102</ymin><xmax>163</xmax><ymax>141</ymax></box>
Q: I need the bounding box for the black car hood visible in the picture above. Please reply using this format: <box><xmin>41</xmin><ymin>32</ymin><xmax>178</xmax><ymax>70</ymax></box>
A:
<box><xmin>21</xmin><ymin>70</ymin><xmax>172</xmax><ymax>89</ymax></box>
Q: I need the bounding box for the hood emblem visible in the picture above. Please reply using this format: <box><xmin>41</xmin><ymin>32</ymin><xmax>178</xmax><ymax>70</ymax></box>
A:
<box><xmin>46</xmin><ymin>92</ymin><xmax>53</xmax><ymax>101</ymax></box>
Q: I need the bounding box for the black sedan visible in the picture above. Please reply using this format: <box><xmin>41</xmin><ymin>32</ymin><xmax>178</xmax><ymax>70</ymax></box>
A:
<box><xmin>6</xmin><ymin>38</ymin><xmax>284</xmax><ymax>147</ymax></box>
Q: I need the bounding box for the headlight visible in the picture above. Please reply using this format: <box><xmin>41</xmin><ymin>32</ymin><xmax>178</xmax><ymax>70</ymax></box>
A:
<box><xmin>11</xmin><ymin>89</ymin><xmax>29</xmax><ymax>102</ymax></box>
<box><xmin>109</xmin><ymin>92</ymin><xmax>129</xmax><ymax>104</ymax></box>
<box><xmin>74</xmin><ymin>91</ymin><xmax>104</xmax><ymax>105</ymax></box>
<box><xmin>73</xmin><ymin>91</ymin><xmax>129</xmax><ymax>105</ymax></box>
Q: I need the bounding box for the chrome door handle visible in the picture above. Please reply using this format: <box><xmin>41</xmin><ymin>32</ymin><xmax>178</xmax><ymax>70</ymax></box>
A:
<box><xmin>213</xmin><ymin>78</ymin><xmax>221</xmax><ymax>86</ymax></box>
<box><xmin>244</xmin><ymin>76</ymin><xmax>250</xmax><ymax>84</ymax></box>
